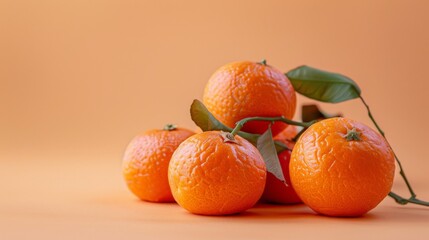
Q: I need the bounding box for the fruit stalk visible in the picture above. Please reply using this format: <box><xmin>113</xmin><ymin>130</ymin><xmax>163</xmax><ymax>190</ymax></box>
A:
<box><xmin>230</xmin><ymin>116</ymin><xmax>314</xmax><ymax>136</ymax></box>
<box><xmin>388</xmin><ymin>192</ymin><xmax>429</xmax><ymax>206</ymax></box>
<box><xmin>360</xmin><ymin>96</ymin><xmax>429</xmax><ymax>206</ymax></box>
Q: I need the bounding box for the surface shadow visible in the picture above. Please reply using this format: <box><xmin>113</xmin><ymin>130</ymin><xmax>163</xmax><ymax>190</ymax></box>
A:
<box><xmin>201</xmin><ymin>203</ymin><xmax>381</xmax><ymax>222</ymax></box>
<box><xmin>92</xmin><ymin>194</ymin><xmax>429</xmax><ymax>223</ymax></box>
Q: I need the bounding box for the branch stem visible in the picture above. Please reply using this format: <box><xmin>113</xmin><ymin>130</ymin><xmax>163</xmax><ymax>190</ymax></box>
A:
<box><xmin>230</xmin><ymin>116</ymin><xmax>314</xmax><ymax>136</ymax></box>
<box><xmin>388</xmin><ymin>192</ymin><xmax>429</xmax><ymax>206</ymax></box>
<box><xmin>359</xmin><ymin>96</ymin><xmax>418</xmax><ymax>200</ymax></box>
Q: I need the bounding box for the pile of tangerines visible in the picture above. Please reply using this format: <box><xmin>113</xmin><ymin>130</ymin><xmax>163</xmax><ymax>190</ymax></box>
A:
<box><xmin>122</xmin><ymin>60</ymin><xmax>424</xmax><ymax>217</ymax></box>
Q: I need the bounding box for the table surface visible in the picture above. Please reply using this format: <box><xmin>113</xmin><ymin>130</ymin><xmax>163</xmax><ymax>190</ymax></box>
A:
<box><xmin>1</xmin><ymin>153</ymin><xmax>428</xmax><ymax>240</ymax></box>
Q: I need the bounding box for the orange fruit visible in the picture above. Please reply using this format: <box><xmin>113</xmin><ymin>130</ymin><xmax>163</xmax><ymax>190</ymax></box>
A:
<box><xmin>203</xmin><ymin>61</ymin><xmax>296</xmax><ymax>136</ymax></box>
<box><xmin>274</xmin><ymin>124</ymin><xmax>299</xmax><ymax>149</ymax></box>
<box><xmin>261</xmin><ymin>126</ymin><xmax>302</xmax><ymax>204</ymax></box>
<box><xmin>122</xmin><ymin>125</ymin><xmax>194</xmax><ymax>202</ymax></box>
<box><xmin>290</xmin><ymin>118</ymin><xmax>395</xmax><ymax>217</ymax></box>
<box><xmin>168</xmin><ymin>131</ymin><xmax>266</xmax><ymax>215</ymax></box>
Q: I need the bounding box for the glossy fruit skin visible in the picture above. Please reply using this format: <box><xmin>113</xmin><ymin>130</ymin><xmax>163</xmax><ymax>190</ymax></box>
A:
<box><xmin>203</xmin><ymin>61</ymin><xmax>296</xmax><ymax>136</ymax></box>
<box><xmin>168</xmin><ymin>131</ymin><xmax>266</xmax><ymax>215</ymax></box>
<box><xmin>290</xmin><ymin>118</ymin><xmax>395</xmax><ymax>217</ymax></box>
<box><xmin>261</xmin><ymin>126</ymin><xmax>302</xmax><ymax>204</ymax></box>
<box><xmin>122</xmin><ymin>128</ymin><xmax>194</xmax><ymax>202</ymax></box>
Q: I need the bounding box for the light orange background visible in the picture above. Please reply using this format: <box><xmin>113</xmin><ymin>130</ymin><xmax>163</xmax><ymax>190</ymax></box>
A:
<box><xmin>1</xmin><ymin>0</ymin><xmax>428</xmax><ymax>239</ymax></box>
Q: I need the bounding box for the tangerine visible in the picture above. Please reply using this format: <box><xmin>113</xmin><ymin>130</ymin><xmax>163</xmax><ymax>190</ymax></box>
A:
<box><xmin>168</xmin><ymin>131</ymin><xmax>266</xmax><ymax>215</ymax></box>
<box><xmin>290</xmin><ymin>118</ymin><xmax>395</xmax><ymax>216</ymax></box>
<box><xmin>122</xmin><ymin>125</ymin><xmax>194</xmax><ymax>202</ymax></box>
<box><xmin>203</xmin><ymin>61</ymin><xmax>296</xmax><ymax>136</ymax></box>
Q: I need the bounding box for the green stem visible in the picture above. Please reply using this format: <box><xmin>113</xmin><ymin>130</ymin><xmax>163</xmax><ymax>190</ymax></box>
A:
<box><xmin>359</xmin><ymin>96</ymin><xmax>421</xmax><ymax>202</ymax></box>
<box><xmin>393</xmin><ymin>152</ymin><xmax>417</xmax><ymax>197</ymax></box>
<box><xmin>359</xmin><ymin>96</ymin><xmax>385</xmax><ymax>137</ymax></box>
<box><xmin>407</xmin><ymin>197</ymin><xmax>429</xmax><ymax>206</ymax></box>
<box><xmin>388</xmin><ymin>192</ymin><xmax>429</xmax><ymax>206</ymax></box>
<box><xmin>230</xmin><ymin>116</ymin><xmax>314</xmax><ymax>136</ymax></box>
<box><xmin>388</xmin><ymin>192</ymin><xmax>408</xmax><ymax>205</ymax></box>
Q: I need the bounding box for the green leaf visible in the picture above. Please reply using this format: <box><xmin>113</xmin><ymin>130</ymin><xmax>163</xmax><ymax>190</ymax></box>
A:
<box><xmin>190</xmin><ymin>99</ymin><xmax>288</xmax><ymax>152</ymax></box>
<box><xmin>190</xmin><ymin>99</ymin><xmax>226</xmax><ymax>131</ymax></box>
<box><xmin>301</xmin><ymin>104</ymin><xmax>342</xmax><ymax>122</ymax></box>
<box><xmin>286</xmin><ymin>65</ymin><xmax>361</xmax><ymax>103</ymax></box>
<box><xmin>190</xmin><ymin>100</ymin><xmax>258</xmax><ymax>143</ymax></box>
<box><xmin>257</xmin><ymin>127</ymin><xmax>287</xmax><ymax>185</ymax></box>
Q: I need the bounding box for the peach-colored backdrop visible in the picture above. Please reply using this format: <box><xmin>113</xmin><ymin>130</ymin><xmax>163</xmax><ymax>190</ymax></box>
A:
<box><xmin>1</xmin><ymin>1</ymin><xmax>428</xmax><ymax>239</ymax></box>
